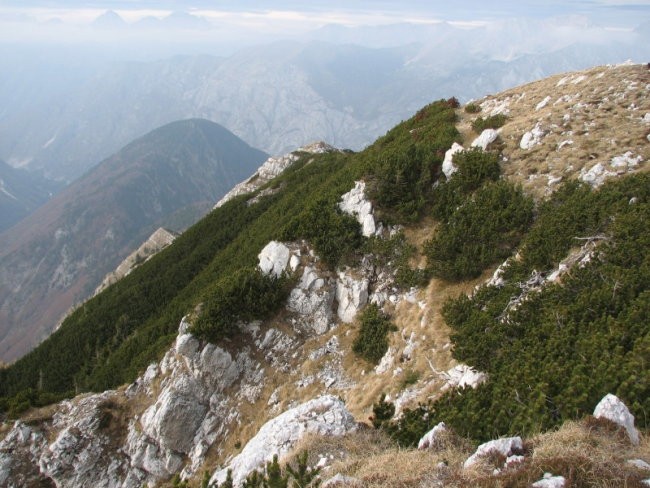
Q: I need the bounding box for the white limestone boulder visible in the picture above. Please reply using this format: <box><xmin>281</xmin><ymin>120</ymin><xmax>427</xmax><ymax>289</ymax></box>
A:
<box><xmin>210</xmin><ymin>395</ymin><xmax>357</xmax><ymax>486</ymax></box>
<box><xmin>593</xmin><ymin>393</ymin><xmax>639</xmax><ymax>445</ymax></box>
<box><xmin>520</xmin><ymin>123</ymin><xmax>546</xmax><ymax>150</ymax></box>
<box><xmin>532</xmin><ymin>473</ymin><xmax>566</xmax><ymax>488</ymax></box>
<box><xmin>441</xmin><ymin>364</ymin><xmax>487</xmax><ymax>391</ymax></box>
<box><xmin>140</xmin><ymin>388</ymin><xmax>208</xmax><ymax>455</ymax></box>
<box><xmin>339</xmin><ymin>181</ymin><xmax>377</xmax><ymax>237</ymax></box>
<box><xmin>580</xmin><ymin>163</ymin><xmax>616</xmax><ymax>187</ymax></box>
<box><xmin>471</xmin><ymin>129</ymin><xmax>499</xmax><ymax>150</ymax></box>
<box><xmin>464</xmin><ymin>436</ymin><xmax>524</xmax><ymax>469</ymax></box>
<box><xmin>442</xmin><ymin>142</ymin><xmax>464</xmax><ymax>178</ymax></box>
<box><xmin>417</xmin><ymin>422</ymin><xmax>448</xmax><ymax>450</ymax></box>
<box><xmin>258</xmin><ymin>241</ymin><xmax>292</xmax><ymax>278</ymax></box>
<box><xmin>287</xmin><ymin>266</ymin><xmax>335</xmax><ymax>335</ymax></box>
<box><xmin>336</xmin><ymin>272</ymin><xmax>369</xmax><ymax>323</ymax></box>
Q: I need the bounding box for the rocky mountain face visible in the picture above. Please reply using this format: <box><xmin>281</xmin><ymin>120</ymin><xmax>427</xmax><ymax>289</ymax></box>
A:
<box><xmin>0</xmin><ymin>160</ymin><xmax>63</xmax><ymax>233</ymax></box>
<box><xmin>0</xmin><ymin>64</ymin><xmax>648</xmax><ymax>487</ymax></box>
<box><xmin>94</xmin><ymin>227</ymin><xmax>179</xmax><ymax>296</ymax></box>
<box><xmin>1</xmin><ymin>36</ymin><xmax>648</xmax><ymax>183</ymax></box>
<box><xmin>0</xmin><ymin>119</ymin><xmax>267</xmax><ymax>363</ymax></box>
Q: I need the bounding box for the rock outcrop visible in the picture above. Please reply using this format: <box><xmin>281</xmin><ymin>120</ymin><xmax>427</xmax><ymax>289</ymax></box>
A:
<box><xmin>95</xmin><ymin>227</ymin><xmax>178</xmax><ymax>295</ymax></box>
<box><xmin>339</xmin><ymin>180</ymin><xmax>379</xmax><ymax>237</ymax></box>
<box><xmin>417</xmin><ymin>422</ymin><xmax>448</xmax><ymax>450</ymax></box>
<box><xmin>287</xmin><ymin>266</ymin><xmax>336</xmax><ymax>335</ymax></box>
<box><xmin>471</xmin><ymin>129</ymin><xmax>499</xmax><ymax>150</ymax></box>
<box><xmin>258</xmin><ymin>241</ymin><xmax>296</xmax><ymax>278</ymax></box>
<box><xmin>532</xmin><ymin>473</ymin><xmax>567</xmax><ymax>488</ymax></box>
<box><xmin>335</xmin><ymin>271</ymin><xmax>369</xmax><ymax>323</ymax></box>
<box><xmin>216</xmin><ymin>142</ymin><xmax>339</xmax><ymax>208</ymax></box>
<box><xmin>442</xmin><ymin>142</ymin><xmax>464</xmax><ymax>178</ymax></box>
<box><xmin>463</xmin><ymin>436</ymin><xmax>524</xmax><ymax>469</ymax></box>
<box><xmin>593</xmin><ymin>393</ymin><xmax>640</xmax><ymax>445</ymax></box>
<box><xmin>440</xmin><ymin>364</ymin><xmax>487</xmax><ymax>391</ymax></box>
<box><xmin>210</xmin><ymin>395</ymin><xmax>357</xmax><ymax>486</ymax></box>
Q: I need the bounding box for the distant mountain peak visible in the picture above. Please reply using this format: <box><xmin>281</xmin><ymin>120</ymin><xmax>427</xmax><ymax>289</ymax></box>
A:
<box><xmin>92</xmin><ymin>10</ymin><xmax>127</xmax><ymax>29</ymax></box>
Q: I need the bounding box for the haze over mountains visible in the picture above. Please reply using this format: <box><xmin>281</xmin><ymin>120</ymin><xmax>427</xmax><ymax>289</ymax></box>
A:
<box><xmin>0</xmin><ymin>160</ymin><xmax>63</xmax><ymax>232</ymax></box>
<box><xmin>1</xmin><ymin>17</ymin><xmax>648</xmax><ymax>184</ymax></box>
<box><xmin>0</xmin><ymin>119</ymin><xmax>267</xmax><ymax>362</ymax></box>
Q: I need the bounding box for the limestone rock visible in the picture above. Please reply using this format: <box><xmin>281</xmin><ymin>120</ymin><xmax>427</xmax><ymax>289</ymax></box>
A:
<box><xmin>210</xmin><ymin>395</ymin><xmax>357</xmax><ymax>486</ymax></box>
<box><xmin>628</xmin><ymin>459</ymin><xmax>650</xmax><ymax>471</ymax></box>
<box><xmin>258</xmin><ymin>241</ymin><xmax>292</xmax><ymax>277</ymax></box>
<box><xmin>520</xmin><ymin>122</ymin><xmax>546</xmax><ymax>150</ymax></box>
<box><xmin>471</xmin><ymin>129</ymin><xmax>499</xmax><ymax>150</ymax></box>
<box><xmin>339</xmin><ymin>180</ymin><xmax>377</xmax><ymax>237</ymax></box>
<box><xmin>417</xmin><ymin>422</ymin><xmax>448</xmax><ymax>450</ymax></box>
<box><xmin>216</xmin><ymin>142</ymin><xmax>340</xmax><ymax>208</ymax></box>
<box><xmin>38</xmin><ymin>392</ymin><xmax>134</xmax><ymax>488</ymax></box>
<box><xmin>287</xmin><ymin>266</ymin><xmax>335</xmax><ymax>335</ymax></box>
<box><xmin>580</xmin><ymin>163</ymin><xmax>614</xmax><ymax>187</ymax></box>
<box><xmin>442</xmin><ymin>142</ymin><xmax>464</xmax><ymax>178</ymax></box>
<box><xmin>593</xmin><ymin>393</ymin><xmax>639</xmax><ymax>445</ymax></box>
<box><xmin>323</xmin><ymin>473</ymin><xmax>361</xmax><ymax>486</ymax></box>
<box><xmin>464</xmin><ymin>437</ymin><xmax>523</xmax><ymax>469</ymax></box>
<box><xmin>95</xmin><ymin>227</ymin><xmax>178</xmax><ymax>295</ymax></box>
<box><xmin>532</xmin><ymin>473</ymin><xmax>566</xmax><ymax>488</ymax></box>
<box><xmin>441</xmin><ymin>364</ymin><xmax>487</xmax><ymax>391</ymax></box>
<box><xmin>336</xmin><ymin>271</ymin><xmax>369</xmax><ymax>323</ymax></box>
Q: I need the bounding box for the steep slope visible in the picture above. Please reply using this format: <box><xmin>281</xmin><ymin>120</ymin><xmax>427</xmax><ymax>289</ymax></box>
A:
<box><xmin>0</xmin><ymin>119</ymin><xmax>267</xmax><ymax>362</ymax></box>
<box><xmin>0</xmin><ymin>160</ymin><xmax>63</xmax><ymax>232</ymax></box>
<box><xmin>0</xmin><ymin>64</ymin><xmax>648</xmax><ymax>487</ymax></box>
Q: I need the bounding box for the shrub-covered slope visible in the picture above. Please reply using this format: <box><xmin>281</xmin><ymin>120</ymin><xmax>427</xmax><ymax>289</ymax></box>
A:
<box><xmin>0</xmin><ymin>63</ymin><xmax>648</xmax><ymax>487</ymax></box>
<box><xmin>0</xmin><ymin>98</ymin><xmax>461</xmax><ymax>410</ymax></box>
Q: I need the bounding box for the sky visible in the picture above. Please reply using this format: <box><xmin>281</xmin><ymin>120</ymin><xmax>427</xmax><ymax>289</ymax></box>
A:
<box><xmin>2</xmin><ymin>0</ymin><xmax>649</xmax><ymax>26</ymax></box>
<box><xmin>0</xmin><ymin>1</ymin><xmax>648</xmax><ymax>56</ymax></box>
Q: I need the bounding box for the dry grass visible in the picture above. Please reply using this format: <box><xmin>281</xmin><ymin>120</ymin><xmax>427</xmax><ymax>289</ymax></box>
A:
<box><xmin>285</xmin><ymin>418</ymin><xmax>649</xmax><ymax>488</ymax></box>
<box><xmin>459</xmin><ymin>64</ymin><xmax>650</xmax><ymax>200</ymax></box>
<box><xmin>289</xmin><ymin>428</ymin><xmax>472</xmax><ymax>488</ymax></box>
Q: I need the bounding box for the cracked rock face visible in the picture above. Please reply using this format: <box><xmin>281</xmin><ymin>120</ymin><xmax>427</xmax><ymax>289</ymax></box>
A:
<box><xmin>210</xmin><ymin>395</ymin><xmax>357</xmax><ymax>487</ymax></box>
<box><xmin>336</xmin><ymin>271</ymin><xmax>369</xmax><ymax>323</ymax></box>
<box><xmin>287</xmin><ymin>266</ymin><xmax>336</xmax><ymax>335</ymax></box>
<box><xmin>339</xmin><ymin>180</ymin><xmax>378</xmax><ymax>238</ymax></box>
<box><xmin>593</xmin><ymin>393</ymin><xmax>639</xmax><ymax>445</ymax></box>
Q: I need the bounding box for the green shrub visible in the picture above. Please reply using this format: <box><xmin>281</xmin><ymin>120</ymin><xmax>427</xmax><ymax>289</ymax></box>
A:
<box><xmin>464</xmin><ymin>103</ymin><xmax>481</xmax><ymax>114</ymax></box>
<box><xmin>282</xmin><ymin>197</ymin><xmax>362</xmax><ymax>269</ymax></box>
<box><xmin>362</xmin><ymin>233</ymin><xmax>429</xmax><ymax>288</ymax></box>
<box><xmin>352</xmin><ymin>304</ymin><xmax>396</xmax><ymax>363</ymax></box>
<box><xmin>363</xmin><ymin>99</ymin><xmax>460</xmax><ymax>223</ymax></box>
<box><xmin>371</xmin><ymin>393</ymin><xmax>396</xmax><ymax>429</ymax></box>
<box><xmin>392</xmin><ymin>174</ymin><xmax>650</xmax><ymax>442</ymax></box>
<box><xmin>471</xmin><ymin>114</ymin><xmax>507</xmax><ymax>133</ymax></box>
<box><xmin>191</xmin><ymin>267</ymin><xmax>293</xmax><ymax>343</ymax></box>
<box><xmin>426</xmin><ymin>181</ymin><xmax>533</xmax><ymax>281</ymax></box>
<box><xmin>430</xmin><ymin>148</ymin><xmax>501</xmax><ymax>221</ymax></box>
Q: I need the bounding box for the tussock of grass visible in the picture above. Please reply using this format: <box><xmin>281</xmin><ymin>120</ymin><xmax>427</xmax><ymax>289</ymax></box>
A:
<box><xmin>290</xmin><ymin>417</ymin><xmax>648</xmax><ymax>487</ymax></box>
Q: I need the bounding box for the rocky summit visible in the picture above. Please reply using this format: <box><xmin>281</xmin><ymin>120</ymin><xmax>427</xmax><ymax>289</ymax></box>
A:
<box><xmin>0</xmin><ymin>63</ymin><xmax>649</xmax><ymax>487</ymax></box>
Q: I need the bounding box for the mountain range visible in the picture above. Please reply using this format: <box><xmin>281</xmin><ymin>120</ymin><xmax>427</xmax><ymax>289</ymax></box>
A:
<box><xmin>0</xmin><ymin>63</ymin><xmax>647</xmax><ymax>487</ymax></box>
<box><xmin>0</xmin><ymin>119</ymin><xmax>267</xmax><ymax>363</ymax></box>
<box><xmin>1</xmin><ymin>26</ymin><xmax>648</xmax><ymax>183</ymax></box>
<box><xmin>0</xmin><ymin>160</ymin><xmax>63</xmax><ymax>233</ymax></box>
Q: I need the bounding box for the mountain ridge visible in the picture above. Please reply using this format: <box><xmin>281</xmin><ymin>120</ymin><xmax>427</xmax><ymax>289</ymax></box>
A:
<box><xmin>0</xmin><ymin>119</ymin><xmax>267</xmax><ymax>362</ymax></box>
<box><xmin>0</xmin><ymin>64</ymin><xmax>648</xmax><ymax>487</ymax></box>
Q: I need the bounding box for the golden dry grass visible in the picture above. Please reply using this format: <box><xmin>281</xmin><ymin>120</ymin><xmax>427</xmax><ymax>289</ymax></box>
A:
<box><xmin>288</xmin><ymin>418</ymin><xmax>649</xmax><ymax>488</ymax></box>
<box><xmin>459</xmin><ymin>64</ymin><xmax>650</xmax><ymax>200</ymax></box>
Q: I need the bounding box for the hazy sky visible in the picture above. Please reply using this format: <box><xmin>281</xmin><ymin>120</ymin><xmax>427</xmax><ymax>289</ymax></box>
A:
<box><xmin>2</xmin><ymin>0</ymin><xmax>649</xmax><ymax>26</ymax></box>
<box><xmin>0</xmin><ymin>1</ymin><xmax>648</xmax><ymax>56</ymax></box>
